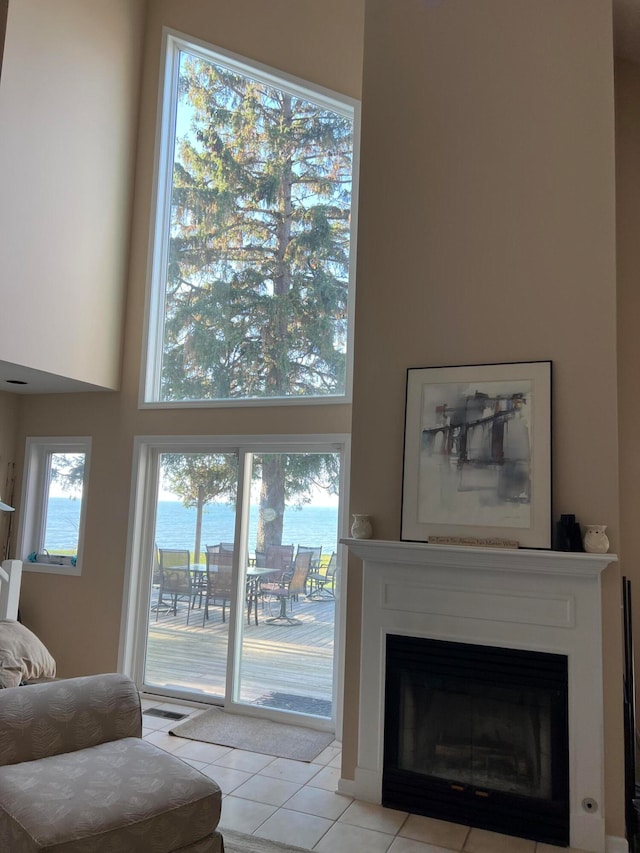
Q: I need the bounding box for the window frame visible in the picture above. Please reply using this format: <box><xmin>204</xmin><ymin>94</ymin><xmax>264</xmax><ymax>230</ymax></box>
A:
<box><xmin>119</xmin><ymin>432</ymin><xmax>350</xmax><ymax>734</ymax></box>
<box><xmin>17</xmin><ymin>437</ymin><xmax>92</xmax><ymax>576</ymax></box>
<box><xmin>140</xmin><ymin>28</ymin><xmax>360</xmax><ymax>409</ymax></box>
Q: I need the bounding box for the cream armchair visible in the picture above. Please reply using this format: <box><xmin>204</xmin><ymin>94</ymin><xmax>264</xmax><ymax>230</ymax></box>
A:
<box><xmin>0</xmin><ymin>673</ymin><xmax>224</xmax><ymax>852</ymax></box>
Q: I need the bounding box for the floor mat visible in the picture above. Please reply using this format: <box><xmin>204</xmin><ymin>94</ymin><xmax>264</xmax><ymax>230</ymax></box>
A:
<box><xmin>169</xmin><ymin>706</ymin><xmax>334</xmax><ymax>761</ymax></box>
<box><xmin>253</xmin><ymin>691</ymin><xmax>332</xmax><ymax>717</ymax></box>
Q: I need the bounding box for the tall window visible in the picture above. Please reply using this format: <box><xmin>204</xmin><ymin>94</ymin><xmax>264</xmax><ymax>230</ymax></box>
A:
<box><xmin>144</xmin><ymin>33</ymin><xmax>358</xmax><ymax>405</ymax></box>
<box><xmin>18</xmin><ymin>438</ymin><xmax>91</xmax><ymax>575</ymax></box>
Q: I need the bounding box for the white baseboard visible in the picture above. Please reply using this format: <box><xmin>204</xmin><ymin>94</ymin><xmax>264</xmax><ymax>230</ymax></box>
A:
<box><xmin>606</xmin><ymin>836</ymin><xmax>629</xmax><ymax>853</ymax></box>
<box><xmin>336</xmin><ymin>777</ymin><xmax>356</xmax><ymax>797</ymax></box>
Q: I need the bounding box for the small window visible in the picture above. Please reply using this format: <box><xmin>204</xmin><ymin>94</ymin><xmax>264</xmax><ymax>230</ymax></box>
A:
<box><xmin>18</xmin><ymin>438</ymin><xmax>91</xmax><ymax>575</ymax></box>
<box><xmin>143</xmin><ymin>32</ymin><xmax>359</xmax><ymax>406</ymax></box>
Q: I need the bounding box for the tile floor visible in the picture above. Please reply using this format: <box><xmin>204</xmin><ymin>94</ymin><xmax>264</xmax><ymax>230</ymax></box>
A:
<box><xmin>141</xmin><ymin>698</ymin><xmax>587</xmax><ymax>853</ymax></box>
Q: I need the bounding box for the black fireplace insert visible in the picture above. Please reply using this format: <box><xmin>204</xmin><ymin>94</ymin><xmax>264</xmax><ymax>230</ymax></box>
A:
<box><xmin>383</xmin><ymin>634</ymin><xmax>569</xmax><ymax>846</ymax></box>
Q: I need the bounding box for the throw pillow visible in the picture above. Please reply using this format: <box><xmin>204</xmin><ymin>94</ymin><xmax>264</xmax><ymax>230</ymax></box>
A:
<box><xmin>0</xmin><ymin>620</ymin><xmax>56</xmax><ymax>688</ymax></box>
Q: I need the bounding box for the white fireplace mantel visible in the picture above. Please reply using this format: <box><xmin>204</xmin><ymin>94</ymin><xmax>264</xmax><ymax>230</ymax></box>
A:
<box><xmin>339</xmin><ymin>538</ymin><xmax>618</xmax><ymax>853</ymax></box>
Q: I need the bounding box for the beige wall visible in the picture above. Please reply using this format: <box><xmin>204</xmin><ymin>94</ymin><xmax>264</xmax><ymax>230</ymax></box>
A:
<box><xmin>346</xmin><ymin>0</ymin><xmax>623</xmax><ymax>837</ymax></box>
<box><xmin>0</xmin><ymin>0</ymin><xmax>145</xmax><ymax>389</ymax></box>
<box><xmin>3</xmin><ymin>0</ymin><xmax>629</xmax><ymax>839</ymax></box>
<box><xmin>616</xmin><ymin>57</ymin><xmax>640</xmax><ymax>731</ymax></box>
<box><xmin>12</xmin><ymin>0</ymin><xmax>363</xmax><ymax>680</ymax></box>
<box><xmin>121</xmin><ymin>0</ymin><xmax>364</xmax><ymax>410</ymax></box>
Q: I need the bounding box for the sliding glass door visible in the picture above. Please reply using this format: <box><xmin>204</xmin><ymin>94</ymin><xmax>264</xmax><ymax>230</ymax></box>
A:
<box><xmin>145</xmin><ymin>451</ymin><xmax>239</xmax><ymax>698</ymax></box>
<box><xmin>235</xmin><ymin>452</ymin><xmax>339</xmax><ymax>717</ymax></box>
<box><xmin>129</xmin><ymin>436</ymin><xmax>346</xmax><ymax>727</ymax></box>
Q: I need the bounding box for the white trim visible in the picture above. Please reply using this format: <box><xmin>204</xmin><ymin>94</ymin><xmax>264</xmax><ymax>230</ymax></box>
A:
<box><xmin>22</xmin><ymin>562</ymin><xmax>82</xmax><ymax>577</ymax></box>
<box><xmin>333</xmin><ymin>436</ymin><xmax>351</xmax><ymax>740</ymax></box>
<box><xmin>225</xmin><ymin>448</ymin><xmax>253</xmax><ymax>710</ymax></box>
<box><xmin>141</xmin><ymin>27</ymin><xmax>180</xmax><ymax>405</ymax></box>
<box><xmin>139</xmin><ymin>394</ymin><xmax>352</xmax><ymax>411</ymax></box>
<box><xmin>341</xmin><ymin>539</ymin><xmax>616</xmax><ymax>853</ymax></box>
<box><xmin>140</xmin><ymin>28</ymin><xmax>359</xmax><ymax>408</ymax></box>
<box><xmin>125</xmin><ymin>433</ymin><xmax>349</xmax><ymax>453</ymax></box>
<box><xmin>344</xmin><ymin>99</ymin><xmax>361</xmax><ymax>411</ymax></box>
<box><xmin>164</xmin><ymin>29</ymin><xmax>358</xmax><ymax>118</ymax></box>
<box><xmin>606</xmin><ymin>838</ymin><xmax>629</xmax><ymax>853</ymax></box>
<box><xmin>0</xmin><ymin>560</ymin><xmax>22</xmax><ymax>620</ymax></box>
<box><xmin>16</xmin><ymin>437</ymin><xmax>91</xmax><ymax>576</ymax></box>
<box><xmin>120</xmin><ymin>433</ymin><xmax>349</xmax><ymax>732</ymax></box>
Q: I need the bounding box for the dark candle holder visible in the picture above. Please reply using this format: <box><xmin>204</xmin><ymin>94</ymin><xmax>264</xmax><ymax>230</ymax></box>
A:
<box><xmin>555</xmin><ymin>514</ymin><xmax>584</xmax><ymax>552</ymax></box>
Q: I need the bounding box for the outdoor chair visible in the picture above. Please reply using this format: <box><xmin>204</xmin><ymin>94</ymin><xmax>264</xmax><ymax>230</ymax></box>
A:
<box><xmin>295</xmin><ymin>544</ymin><xmax>322</xmax><ymax>593</ymax></box>
<box><xmin>254</xmin><ymin>543</ymin><xmax>294</xmax><ymax>583</ymax></box>
<box><xmin>253</xmin><ymin>544</ymin><xmax>294</xmax><ymax>615</ymax></box>
<box><xmin>263</xmin><ymin>549</ymin><xmax>312</xmax><ymax>625</ymax></box>
<box><xmin>202</xmin><ymin>544</ymin><xmax>234</xmax><ymax>625</ymax></box>
<box><xmin>308</xmin><ymin>551</ymin><xmax>338</xmax><ymax>599</ymax></box>
<box><xmin>157</xmin><ymin>548</ymin><xmax>194</xmax><ymax>623</ymax></box>
<box><xmin>152</xmin><ymin>545</ymin><xmax>162</xmax><ymax>585</ymax></box>
<box><xmin>150</xmin><ymin>544</ymin><xmax>166</xmax><ymax>616</ymax></box>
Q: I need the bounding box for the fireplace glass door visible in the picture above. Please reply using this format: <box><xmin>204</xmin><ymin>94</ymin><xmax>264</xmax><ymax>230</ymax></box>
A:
<box><xmin>383</xmin><ymin>635</ymin><xmax>569</xmax><ymax>846</ymax></box>
<box><xmin>397</xmin><ymin>674</ymin><xmax>553</xmax><ymax>799</ymax></box>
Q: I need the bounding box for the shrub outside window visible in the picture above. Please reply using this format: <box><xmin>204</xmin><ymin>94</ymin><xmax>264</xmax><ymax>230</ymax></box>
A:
<box><xmin>143</xmin><ymin>33</ymin><xmax>359</xmax><ymax>406</ymax></box>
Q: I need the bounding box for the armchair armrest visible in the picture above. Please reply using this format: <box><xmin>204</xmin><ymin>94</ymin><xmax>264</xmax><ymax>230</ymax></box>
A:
<box><xmin>0</xmin><ymin>672</ymin><xmax>142</xmax><ymax>766</ymax></box>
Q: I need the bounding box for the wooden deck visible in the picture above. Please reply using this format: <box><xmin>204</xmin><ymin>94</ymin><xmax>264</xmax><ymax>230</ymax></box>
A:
<box><xmin>144</xmin><ymin>591</ymin><xmax>336</xmax><ymax>717</ymax></box>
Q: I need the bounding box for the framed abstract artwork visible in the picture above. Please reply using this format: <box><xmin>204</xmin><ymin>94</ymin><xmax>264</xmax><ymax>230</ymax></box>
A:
<box><xmin>401</xmin><ymin>361</ymin><xmax>552</xmax><ymax>548</ymax></box>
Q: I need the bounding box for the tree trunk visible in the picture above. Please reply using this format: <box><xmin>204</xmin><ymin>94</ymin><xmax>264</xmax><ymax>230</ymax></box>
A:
<box><xmin>255</xmin><ymin>96</ymin><xmax>293</xmax><ymax>551</ymax></box>
<box><xmin>194</xmin><ymin>484</ymin><xmax>204</xmax><ymax>565</ymax></box>
<box><xmin>256</xmin><ymin>455</ymin><xmax>286</xmax><ymax>551</ymax></box>
<box><xmin>264</xmin><ymin>93</ymin><xmax>293</xmax><ymax>397</ymax></box>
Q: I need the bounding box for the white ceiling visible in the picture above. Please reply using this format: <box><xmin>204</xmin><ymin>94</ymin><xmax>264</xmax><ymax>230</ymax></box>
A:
<box><xmin>1</xmin><ymin>1</ymin><xmax>638</xmax><ymax>397</ymax></box>
<box><xmin>0</xmin><ymin>360</ymin><xmax>112</xmax><ymax>396</ymax></box>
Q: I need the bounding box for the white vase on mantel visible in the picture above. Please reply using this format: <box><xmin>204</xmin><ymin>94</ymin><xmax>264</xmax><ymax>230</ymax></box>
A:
<box><xmin>351</xmin><ymin>514</ymin><xmax>373</xmax><ymax>539</ymax></box>
<box><xmin>583</xmin><ymin>524</ymin><xmax>609</xmax><ymax>554</ymax></box>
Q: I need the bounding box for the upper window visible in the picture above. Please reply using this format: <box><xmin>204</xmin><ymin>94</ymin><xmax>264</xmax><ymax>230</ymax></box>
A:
<box><xmin>143</xmin><ymin>33</ymin><xmax>359</xmax><ymax>406</ymax></box>
<box><xmin>17</xmin><ymin>437</ymin><xmax>91</xmax><ymax>575</ymax></box>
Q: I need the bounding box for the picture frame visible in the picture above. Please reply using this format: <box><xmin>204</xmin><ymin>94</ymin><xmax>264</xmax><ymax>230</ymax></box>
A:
<box><xmin>401</xmin><ymin>361</ymin><xmax>552</xmax><ymax>549</ymax></box>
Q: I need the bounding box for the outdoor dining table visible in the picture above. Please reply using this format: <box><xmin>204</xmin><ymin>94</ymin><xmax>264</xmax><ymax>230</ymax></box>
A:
<box><xmin>246</xmin><ymin>566</ymin><xmax>278</xmax><ymax>625</ymax></box>
<box><xmin>193</xmin><ymin>564</ymin><xmax>277</xmax><ymax>626</ymax></box>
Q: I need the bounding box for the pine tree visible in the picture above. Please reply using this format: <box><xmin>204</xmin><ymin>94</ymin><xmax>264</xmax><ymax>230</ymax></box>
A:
<box><xmin>162</xmin><ymin>54</ymin><xmax>353</xmax><ymax>402</ymax></box>
<box><xmin>159</xmin><ymin>50</ymin><xmax>353</xmax><ymax>546</ymax></box>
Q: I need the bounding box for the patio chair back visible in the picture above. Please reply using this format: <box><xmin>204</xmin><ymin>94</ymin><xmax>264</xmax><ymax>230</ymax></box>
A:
<box><xmin>152</xmin><ymin>545</ymin><xmax>161</xmax><ymax>585</ymax></box>
<box><xmin>157</xmin><ymin>548</ymin><xmax>193</xmax><ymax>623</ymax></box>
<box><xmin>203</xmin><ymin>545</ymin><xmax>234</xmax><ymax>624</ymax></box>
<box><xmin>159</xmin><ymin>548</ymin><xmax>190</xmax><ymax>572</ymax></box>
<box><xmin>308</xmin><ymin>551</ymin><xmax>338</xmax><ymax>598</ymax></box>
<box><xmin>206</xmin><ymin>543</ymin><xmax>234</xmax><ymax>567</ymax></box>
<box><xmin>258</xmin><ymin>543</ymin><xmax>294</xmax><ymax>573</ymax></box>
<box><xmin>287</xmin><ymin>549</ymin><xmax>313</xmax><ymax>597</ymax></box>
<box><xmin>263</xmin><ymin>549</ymin><xmax>312</xmax><ymax>625</ymax></box>
<box><xmin>296</xmin><ymin>544</ymin><xmax>322</xmax><ymax>569</ymax></box>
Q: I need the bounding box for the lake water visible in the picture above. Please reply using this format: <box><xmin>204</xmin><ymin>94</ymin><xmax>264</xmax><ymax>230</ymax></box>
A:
<box><xmin>45</xmin><ymin>497</ymin><xmax>340</xmax><ymax>556</ymax></box>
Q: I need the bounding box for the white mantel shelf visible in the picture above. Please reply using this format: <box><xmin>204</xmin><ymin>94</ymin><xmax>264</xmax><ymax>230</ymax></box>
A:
<box><xmin>341</xmin><ymin>538</ymin><xmax>617</xmax><ymax>578</ymax></box>
<box><xmin>339</xmin><ymin>537</ymin><xmax>618</xmax><ymax>853</ymax></box>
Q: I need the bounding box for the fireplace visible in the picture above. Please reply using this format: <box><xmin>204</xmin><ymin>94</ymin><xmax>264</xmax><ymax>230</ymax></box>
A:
<box><xmin>339</xmin><ymin>538</ymin><xmax>617</xmax><ymax>853</ymax></box>
<box><xmin>383</xmin><ymin>634</ymin><xmax>569</xmax><ymax>846</ymax></box>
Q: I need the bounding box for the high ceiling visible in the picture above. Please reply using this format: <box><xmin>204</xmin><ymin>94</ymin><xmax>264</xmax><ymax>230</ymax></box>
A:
<box><xmin>0</xmin><ymin>360</ymin><xmax>111</xmax><ymax>396</ymax></box>
<box><xmin>1</xmin><ymin>1</ymin><xmax>638</xmax><ymax>396</ymax></box>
